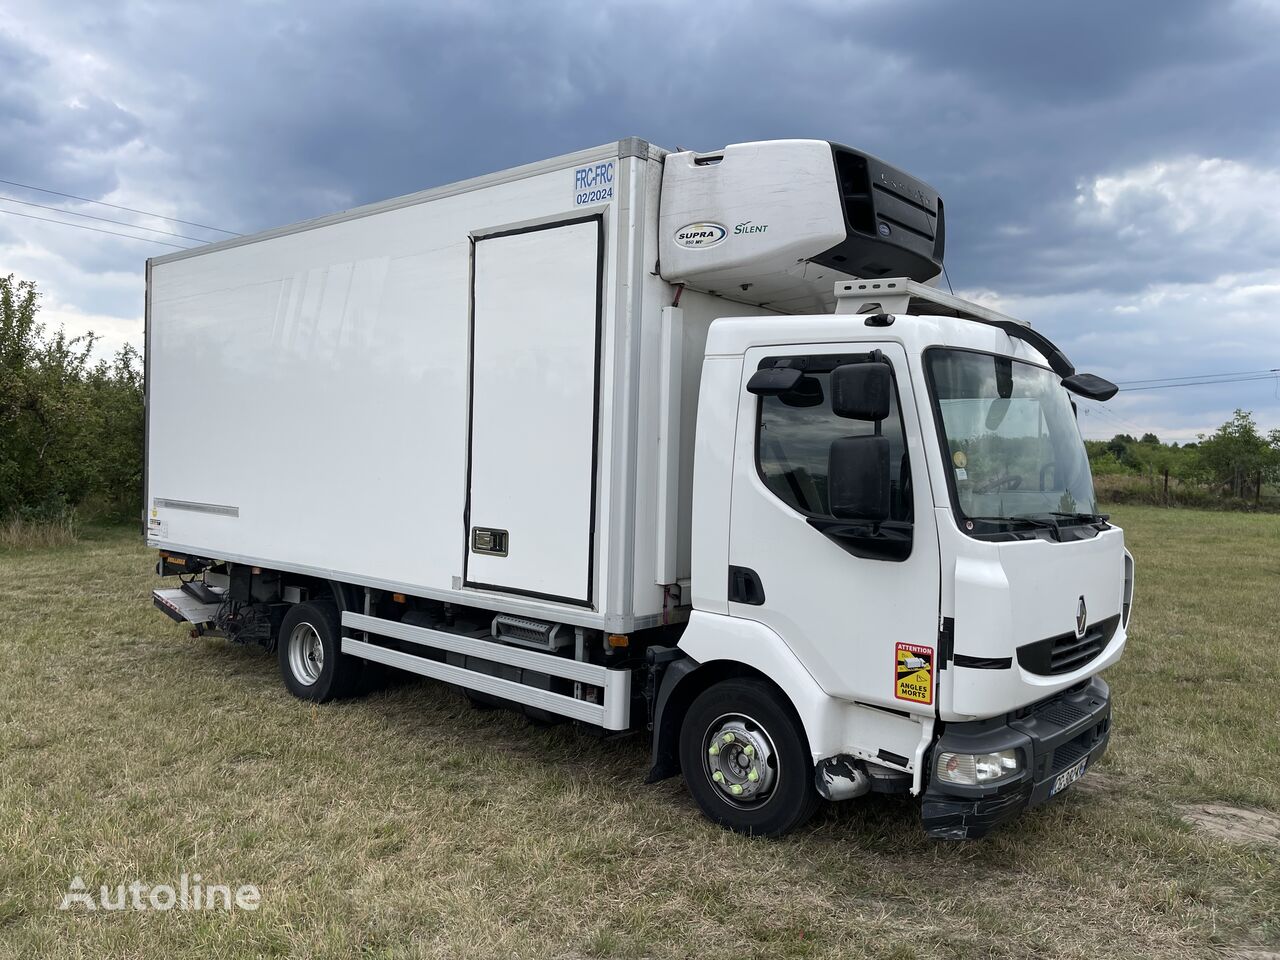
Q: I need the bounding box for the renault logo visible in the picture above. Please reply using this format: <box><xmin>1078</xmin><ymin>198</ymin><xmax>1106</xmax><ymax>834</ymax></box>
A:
<box><xmin>1076</xmin><ymin>596</ymin><xmax>1088</xmax><ymax>637</ymax></box>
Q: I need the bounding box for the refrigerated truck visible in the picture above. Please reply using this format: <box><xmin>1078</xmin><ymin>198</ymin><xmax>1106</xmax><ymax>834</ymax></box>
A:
<box><xmin>146</xmin><ymin>138</ymin><xmax>1133</xmax><ymax>838</ymax></box>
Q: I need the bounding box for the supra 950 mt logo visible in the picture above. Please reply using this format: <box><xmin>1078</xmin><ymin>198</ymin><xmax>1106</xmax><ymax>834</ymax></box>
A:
<box><xmin>674</xmin><ymin>221</ymin><xmax>727</xmax><ymax>248</ymax></box>
<box><xmin>674</xmin><ymin>220</ymin><xmax>769</xmax><ymax>248</ymax></box>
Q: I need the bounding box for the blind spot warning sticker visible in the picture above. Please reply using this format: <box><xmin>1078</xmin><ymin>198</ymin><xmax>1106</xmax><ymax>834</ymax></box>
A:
<box><xmin>895</xmin><ymin>642</ymin><xmax>934</xmax><ymax>705</ymax></box>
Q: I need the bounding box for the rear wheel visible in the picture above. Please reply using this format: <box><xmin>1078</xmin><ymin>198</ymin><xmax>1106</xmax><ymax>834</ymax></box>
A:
<box><xmin>678</xmin><ymin>678</ymin><xmax>820</xmax><ymax>837</ymax></box>
<box><xmin>278</xmin><ymin>600</ymin><xmax>360</xmax><ymax>702</ymax></box>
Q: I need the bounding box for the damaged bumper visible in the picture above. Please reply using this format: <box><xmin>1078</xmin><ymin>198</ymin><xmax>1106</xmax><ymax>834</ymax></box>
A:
<box><xmin>922</xmin><ymin>676</ymin><xmax>1112</xmax><ymax>839</ymax></box>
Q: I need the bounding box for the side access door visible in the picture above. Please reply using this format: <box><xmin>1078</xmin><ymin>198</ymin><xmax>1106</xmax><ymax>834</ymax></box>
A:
<box><xmin>464</xmin><ymin>215</ymin><xmax>604</xmax><ymax>606</ymax></box>
<box><xmin>727</xmin><ymin>342</ymin><xmax>941</xmax><ymax>712</ymax></box>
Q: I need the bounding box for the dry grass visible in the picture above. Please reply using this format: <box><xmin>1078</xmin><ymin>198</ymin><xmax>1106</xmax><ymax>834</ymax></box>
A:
<box><xmin>0</xmin><ymin>512</ymin><xmax>80</xmax><ymax>550</ymax></box>
<box><xmin>0</xmin><ymin>507</ymin><xmax>1277</xmax><ymax>958</ymax></box>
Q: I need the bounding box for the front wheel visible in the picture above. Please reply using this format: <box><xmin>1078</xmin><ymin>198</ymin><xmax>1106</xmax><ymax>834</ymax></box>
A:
<box><xmin>678</xmin><ymin>678</ymin><xmax>820</xmax><ymax>837</ymax></box>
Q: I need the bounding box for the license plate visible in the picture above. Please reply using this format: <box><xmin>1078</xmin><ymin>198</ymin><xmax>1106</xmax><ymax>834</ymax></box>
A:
<box><xmin>1050</xmin><ymin>757</ymin><xmax>1088</xmax><ymax>797</ymax></box>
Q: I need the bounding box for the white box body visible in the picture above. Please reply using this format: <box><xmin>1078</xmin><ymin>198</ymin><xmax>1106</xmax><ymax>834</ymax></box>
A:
<box><xmin>145</xmin><ymin>139</ymin><xmax>778</xmax><ymax>632</ymax></box>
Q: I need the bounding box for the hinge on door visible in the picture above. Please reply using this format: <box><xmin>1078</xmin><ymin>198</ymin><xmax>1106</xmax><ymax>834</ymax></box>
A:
<box><xmin>937</xmin><ymin>616</ymin><xmax>954</xmax><ymax>670</ymax></box>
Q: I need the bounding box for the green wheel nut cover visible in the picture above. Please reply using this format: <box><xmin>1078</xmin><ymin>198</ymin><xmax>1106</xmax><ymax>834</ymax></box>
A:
<box><xmin>729</xmin><ymin>784</ymin><xmax>744</xmax><ymax>795</ymax></box>
<box><xmin>712</xmin><ymin>770</ymin><xmax>725</xmax><ymax>783</ymax></box>
<box><xmin>708</xmin><ymin>744</ymin><xmax>720</xmax><ymax>756</ymax></box>
<box><xmin>743</xmin><ymin>744</ymin><xmax>755</xmax><ymax>758</ymax></box>
<box><xmin>722</xmin><ymin>732</ymin><xmax>735</xmax><ymax>744</ymax></box>
<box><xmin>747</xmin><ymin>768</ymin><xmax>759</xmax><ymax>782</ymax></box>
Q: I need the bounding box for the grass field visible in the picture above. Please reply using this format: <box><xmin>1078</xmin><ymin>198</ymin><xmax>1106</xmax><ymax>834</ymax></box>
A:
<box><xmin>1</xmin><ymin>506</ymin><xmax>1278</xmax><ymax>959</ymax></box>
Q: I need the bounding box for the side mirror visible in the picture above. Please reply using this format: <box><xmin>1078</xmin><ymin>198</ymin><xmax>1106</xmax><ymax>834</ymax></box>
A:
<box><xmin>1062</xmin><ymin>372</ymin><xmax>1119</xmax><ymax>402</ymax></box>
<box><xmin>831</xmin><ymin>363</ymin><xmax>891</xmax><ymax>421</ymax></box>
<box><xmin>828</xmin><ymin>434</ymin><xmax>891</xmax><ymax>523</ymax></box>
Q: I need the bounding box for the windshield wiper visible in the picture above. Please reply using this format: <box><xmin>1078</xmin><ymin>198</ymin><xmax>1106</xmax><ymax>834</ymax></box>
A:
<box><xmin>1039</xmin><ymin>511</ymin><xmax>1111</xmax><ymax>527</ymax></box>
<box><xmin>966</xmin><ymin>515</ymin><xmax>1062</xmax><ymax>540</ymax></box>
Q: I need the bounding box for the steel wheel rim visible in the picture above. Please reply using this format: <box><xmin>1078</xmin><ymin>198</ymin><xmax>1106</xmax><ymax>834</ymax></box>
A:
<box><xmin>287</xmin><ymin>622</ymin><xmax>324</xmax><ymax>686</ymax></box>
<box><xmin>702</xmin><ymin>712</ymin><xmax>779</xmax><ymax>808</ymax></box>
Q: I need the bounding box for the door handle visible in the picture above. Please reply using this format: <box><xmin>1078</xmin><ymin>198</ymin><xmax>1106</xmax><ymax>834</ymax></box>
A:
<box><xmin>728</xmin><ymin>566</ymin><xmax>766</xmax><ymax>605</ymax></box>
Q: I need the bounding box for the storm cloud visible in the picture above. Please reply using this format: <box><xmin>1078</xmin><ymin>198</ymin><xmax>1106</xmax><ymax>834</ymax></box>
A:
<box><xmin>1</xmin><ymin>0</ymin><xmax>1277</xmax><ymax>439</ymax></box>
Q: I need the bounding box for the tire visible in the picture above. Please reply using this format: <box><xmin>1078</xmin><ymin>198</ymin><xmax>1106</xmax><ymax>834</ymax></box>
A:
<box><xmin>464</xmin><ymin>689</ymin><xmax>500</xmax><ymax>710</ymax></box>
<box><xmin>277</xmin><ymin>600</ymin><xmax>361</xmax><ymax>703</ymax></box>
<box><xmin>678</xmin><ymin>678</ymin><xmax>820</xmax><ymax>837</ymax></box>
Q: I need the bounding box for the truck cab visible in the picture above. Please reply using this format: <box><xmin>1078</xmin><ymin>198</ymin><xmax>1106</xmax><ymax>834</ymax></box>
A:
<box><xmin>650</xmin><ymin>273</ymin><xmax>1131</xmax><ymax>839</ymax></box>
<box><xmin>654</xmin><ymin>278</ymin><xmax>1131</xmax><ymax>838</ymax></box>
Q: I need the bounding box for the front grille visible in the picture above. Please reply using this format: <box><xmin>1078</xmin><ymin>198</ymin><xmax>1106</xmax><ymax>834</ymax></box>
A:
<box><xmin>1046</xmin><ymin>716</ymin><xmax>1110</xmax><ymax>776</ymax></box>
<box><xmin>1050</xmin><ymin>737</ymin><xmax>1089</xmax><ymax>774</ymax></box>
<box><xmin>1035</xmin><ymin>700</ymin><xmax>1089</xmax><ymax>728</ymax></box>
<box><xmin>1017</xmin><ymin>614</ymin><xmax>1120</xmax><ymax>676</ymax></box>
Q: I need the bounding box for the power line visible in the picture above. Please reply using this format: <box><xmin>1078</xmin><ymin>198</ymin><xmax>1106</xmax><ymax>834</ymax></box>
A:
<box><xmin>1121</xmin><ymin>372</ymin><xmax>1279</xmax><ymax>393</ymax></box>
<box><xmin>1116</xmin><ymin>368</ymin><xmax>1278</xmax><ymax>386</ymax></box>
<box><xmin>0</xmin><ymin>194</ymin><xmax>210</xmax><ymax>243</ymax></box>
<box><xmin>0</xmin><ymin>176</ymin><xmax>241</xmax><ymax>236</ymax></box>
<box><xmin>0</xmin><ymin>208</ymin><xmax>191</xmax><ymax>249</ymax></box>
<box><xmin>1078</xmin><ymin>397</ymin><xmax>1146</xmax><ymax>435</ymax></box>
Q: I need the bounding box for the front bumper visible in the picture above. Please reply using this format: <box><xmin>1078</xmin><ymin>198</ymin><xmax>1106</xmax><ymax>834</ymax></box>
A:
<box><xmin>921</xmin><ymin>676</ymin><xmax>1112</xmax><ymax>839</ymax></box>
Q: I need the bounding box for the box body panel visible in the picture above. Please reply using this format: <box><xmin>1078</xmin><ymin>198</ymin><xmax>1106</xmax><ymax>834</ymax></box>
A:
<box><xmin>146</xmin><ymin>139</ymin><xmax>812</xmax><ymax>629</ymax></box>
<box><xmin>147</xmin><ymin>147</ymin><xmax>633</xmax><ymax>626</ymax></box>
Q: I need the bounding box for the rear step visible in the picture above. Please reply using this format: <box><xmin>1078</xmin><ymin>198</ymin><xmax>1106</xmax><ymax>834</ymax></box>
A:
<box><xmin>153</xmin><ymin>587</ymin><xmax>221</xmax><ymax>626</ymax></box>
<box><xmin>340</xmin><ymin>612</ymin><xmax>631</xmax><ymax>730</ymax></box>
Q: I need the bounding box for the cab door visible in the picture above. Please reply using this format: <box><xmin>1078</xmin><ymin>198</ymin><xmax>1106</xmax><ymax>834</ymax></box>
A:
<box><xmin>726</xmin><ymin>342</ymin><xmax>941</xmax><ymax>712</ymax></box>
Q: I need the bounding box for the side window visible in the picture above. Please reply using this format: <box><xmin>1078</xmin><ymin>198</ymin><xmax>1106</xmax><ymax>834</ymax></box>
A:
<box><xmin>756</xmin><ymin>360</ymin><xmax>912</xmax><ymax>521</ymax></box>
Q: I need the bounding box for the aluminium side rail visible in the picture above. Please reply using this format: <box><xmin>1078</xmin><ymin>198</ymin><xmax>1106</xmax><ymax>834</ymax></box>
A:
<box><xmin>341</xmin><ymin>612</ymin><xmax>632</xmax><ymax>730</ymax></box>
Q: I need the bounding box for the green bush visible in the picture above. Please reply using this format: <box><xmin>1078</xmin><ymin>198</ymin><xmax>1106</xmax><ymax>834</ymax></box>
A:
<box><xmin>0</xmin><ymin>274</ymin><xmax>143</xmax><ymax>531</ymax></box>
<box><xmin>1087</xmin><ymin>413</ymin><xmax>1280</xmax><ymax>512</ymax></box>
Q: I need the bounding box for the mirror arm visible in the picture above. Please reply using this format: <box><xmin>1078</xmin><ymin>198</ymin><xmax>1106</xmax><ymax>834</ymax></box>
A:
<box><xmin>806</xmin><ymin>518</ymin><xmax>913</xmax><ymax>562</ymax></box>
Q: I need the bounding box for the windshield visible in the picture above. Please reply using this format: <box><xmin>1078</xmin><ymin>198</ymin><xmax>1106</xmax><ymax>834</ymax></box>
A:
<box><xmin>925</xmin><ymin>348</ymin><xmax>1098</xmax><ymax>528</ymax></box>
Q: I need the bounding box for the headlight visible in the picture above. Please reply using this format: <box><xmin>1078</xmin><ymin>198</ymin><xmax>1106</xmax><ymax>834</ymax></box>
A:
<box><xmin>935</xmin><ymin>749</ymin><xmax>1022</xmax><ymax>786</ymax></box>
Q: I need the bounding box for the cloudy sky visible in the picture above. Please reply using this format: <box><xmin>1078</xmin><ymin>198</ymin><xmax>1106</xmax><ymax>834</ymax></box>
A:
<box><xmin>2</xmin><ymin>0</ymin><xmax>1278</xmax><ymax>440</ymax></box>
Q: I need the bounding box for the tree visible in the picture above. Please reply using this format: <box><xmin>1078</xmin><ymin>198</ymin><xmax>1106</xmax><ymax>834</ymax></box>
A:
<box><xmin>1193</xmin><ymin>410</ymin><xmax>1280</xmax><ymax>502</ymax></box>
<box><xmin>1105</xmin><ymin>433</ymin><xmax>1137</xmax><ymax>466</ymax></box>
<box><xmin>0</xmin><ymin>274</ymin><xmax>143</xmax><ymax>521</ymax></box>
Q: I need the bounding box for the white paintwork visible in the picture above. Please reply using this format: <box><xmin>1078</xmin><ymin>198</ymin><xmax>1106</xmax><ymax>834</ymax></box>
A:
<box><xmin>941</xmin><ymin>523</ymin><xmax>1127</xmax><ymax>719</ymax></box>
<box><xmin>691</xmin><ymin>305</ymin><xmax>1131</xmax><ymax>732</ymax></box>
<box><xmin>342</xmin><ymin>636</ymin><xmax>631</xmax><ymax>730</ymax></box>
<box><xmin>148</xmin><ymin>139</ymin><xmax>792</xmax><ymax>634</ymax></box>
<box><xmin>467</xmin><ymin>220</ymin><xmax>600</xmax><ymax>602</ymax></box>
<box><xmin>343</xmin><ymin>610</ymin><xmax>610</xmax><ymax>683</ymax></box>
<box><xmin>677</xmin><ymin>611</ymin><xmax>932</xmax><ymax>788</ymax></box>
<box><xmin>833</xmin><ymin>277</ymin><xmax>1029</xmax><ymax>327</ymax></box>
<box><xmin>659</xmin><ymin>140</ymin><xmax>849</xmax><ymax>312</ymax></box>
<box><xmin>687</xmin><ymin>356</ymin><xmax>743</xmax><ymax>616</ymax></box>
<box><xmin>149</xmin><ymin>145</ymin><xmax>634</xmax><ymax>631</ymax></box>
<box><xmin>653</xmin><ymin>305</ymin><xmax>683</xmax><ymax>587</ymax></box>
<box><xmin>726</xmin><ymin>341</ymin><xmax>941</xmax><ymax>712</ymax></box>
<box><xmin>627</xmin><ymin>150</ymin><xmax>782</xmax><ymax>621</ymax></box>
